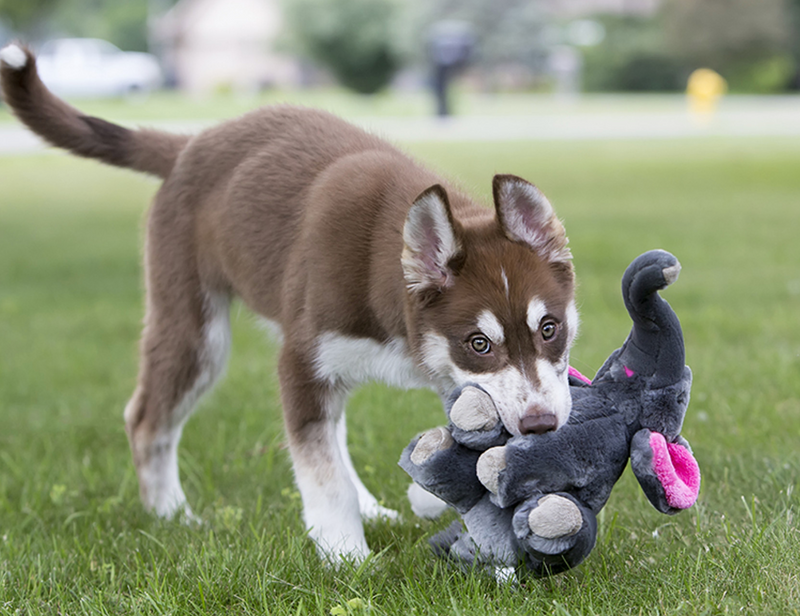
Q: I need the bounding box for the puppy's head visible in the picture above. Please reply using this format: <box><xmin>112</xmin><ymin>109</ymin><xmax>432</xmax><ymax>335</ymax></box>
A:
<box><xmin>403</xmin><ymin>175</ymin><xmax>578</xmax><ymax>436</ymax></box>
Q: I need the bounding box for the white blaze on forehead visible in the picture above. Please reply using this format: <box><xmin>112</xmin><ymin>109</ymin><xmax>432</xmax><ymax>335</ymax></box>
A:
<box><xmin>529</xmin><ymin>357</ymin><xmax>572</xmax><ymax>425</ymax></box>
<box><xmin>526</xmin><ymin>298</ymin><xmax>548</xmax><ymax>333</ymax></box>
<box><xmin>500</xmin><ymin>268</ymin><xmax>510</xmax><ymax>300</ymax></box>
<box><xmin>476</xmin><ymin>310</ymin><xmax>505</xmax><ymax>345</ymax></box>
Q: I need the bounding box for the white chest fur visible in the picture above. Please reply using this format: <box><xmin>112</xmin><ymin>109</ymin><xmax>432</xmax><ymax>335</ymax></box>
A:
<box><xmin>313</xmin><ymin>333</ymin><xmax>433</xmax><ymax>390</ymax></box>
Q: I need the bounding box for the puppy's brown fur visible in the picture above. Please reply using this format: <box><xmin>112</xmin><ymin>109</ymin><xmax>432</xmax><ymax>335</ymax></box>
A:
<box><xmin>2</xmin><ymin>46</ymin><xmax>576</xmax><ymax>561</ymax></box>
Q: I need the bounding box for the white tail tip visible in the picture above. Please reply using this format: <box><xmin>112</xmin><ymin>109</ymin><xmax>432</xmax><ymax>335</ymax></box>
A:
<box><xmin>0</xmin><ymin>45</ymin><xmax>27</xmax><ymax>70</ymax></box>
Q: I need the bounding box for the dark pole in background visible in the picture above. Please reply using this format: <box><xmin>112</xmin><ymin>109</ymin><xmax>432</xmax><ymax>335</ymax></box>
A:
<box><xmin>427</xmin><ymin>21</ymin><xmax>475</xmax><ymax>117</ymax></box>
<box><xmin>433</xmin><ymin>63</ymin><xmax>449</xmax><ymax>116</ymax></box>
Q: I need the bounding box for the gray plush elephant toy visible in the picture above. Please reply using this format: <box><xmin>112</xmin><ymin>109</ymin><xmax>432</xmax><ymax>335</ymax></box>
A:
<box><xmin>400</xmin><ymin>250</ymin><xmax>701</xmax><ymax>577</ymax></box>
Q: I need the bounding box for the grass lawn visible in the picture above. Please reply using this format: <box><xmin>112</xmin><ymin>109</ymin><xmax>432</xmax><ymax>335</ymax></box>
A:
<box><xmin>1</xmin><ymin>134</ymin><xmax>799</xmax><ymax>614</ymax></box>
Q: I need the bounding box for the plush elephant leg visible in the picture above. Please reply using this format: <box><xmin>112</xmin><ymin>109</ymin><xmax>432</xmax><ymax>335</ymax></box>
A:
<box><xmin>475</xmin><ymin>446</ymin><xmax>507</xmax><ymax>496</ymax></box>
<box><xmin>448</xmin><ymin>385</ymin><xmax>508</xmax><ymax>449</ymax></box>
<box><xmin>512</xmin><ymin>493</ymin><xmax>597</xmax><ymax>575</ymax></box>
<box><xmin>461</xmin><ymin>494</ymin><xmax>519</xmax><ymax>568</ymax></box>
<box><xmin>430</xmin><ymin>519</ymin><xmax>514</xmax><ymax>581</ymax></box>
<box><xmin>399</xmin><ymin>427</ymin><xmax>485</xmax><ymax>514</ymax></box>
<box><xmin>429</xmin><ymin>521</ymin><xmax>481</xmax><ymax>572</ymax></box>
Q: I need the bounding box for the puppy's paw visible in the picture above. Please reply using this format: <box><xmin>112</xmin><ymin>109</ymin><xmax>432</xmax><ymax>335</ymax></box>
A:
<box><xmin>311</xmin><ymin>530</ymin><xmax>371</xmax><ymax>568</ymax></box>
<box><xmin>179</xmin><ymin>504</ymin><xmax>204</xmax><ymax>527</ymax></box>
<box><xmin>360</xmin><ymin>500</ymin><xmax>401</xmax><ymax>523</ymax></box>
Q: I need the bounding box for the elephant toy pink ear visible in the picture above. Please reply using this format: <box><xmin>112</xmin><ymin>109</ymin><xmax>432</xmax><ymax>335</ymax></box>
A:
<box><xmin>648</xmin><ymin>432</ymin><xmax>700</xmax><ymax>509</ymax></box>
<box><xmin>630</xmin><ymin>428</ymin><xmax>700</xmax><ymax>513</ymax></box>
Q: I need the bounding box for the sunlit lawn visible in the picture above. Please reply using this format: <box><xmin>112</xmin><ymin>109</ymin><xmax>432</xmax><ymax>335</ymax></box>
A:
<box><xmin>1</xmin><ymin>132</ymin><xmax>799</xmax><ymax>614</ymax></box>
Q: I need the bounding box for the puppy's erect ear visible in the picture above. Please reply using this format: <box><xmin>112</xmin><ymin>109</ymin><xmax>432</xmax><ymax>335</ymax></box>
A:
<box><xmin>493</xmin><ymin>174</ymin><xmax>571</xmax><ymax>263</ymax></box>
<box><xmin>402</xmin><ymin>184</ymin><xmax>462</xmax><ymax>295</ymax></box>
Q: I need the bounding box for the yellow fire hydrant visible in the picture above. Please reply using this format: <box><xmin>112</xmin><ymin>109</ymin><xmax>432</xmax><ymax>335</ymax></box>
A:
<box><xmin>687</xmin><ymin>68</ymin><xmax>727</xmax><ymax>124</ymax></box>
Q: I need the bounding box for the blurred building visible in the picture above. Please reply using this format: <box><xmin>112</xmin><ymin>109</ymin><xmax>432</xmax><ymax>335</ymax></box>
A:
<box><xmin>151</xmin><ymin>0</ymin><xmax>302</xmax><ymax>93</ymax></box>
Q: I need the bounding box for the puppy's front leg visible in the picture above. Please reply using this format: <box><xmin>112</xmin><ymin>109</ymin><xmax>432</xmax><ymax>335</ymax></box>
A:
<box><xmin>279</xmin><ymin>346</ymin><xmax>369</xmax><ymax>563</ymax></box>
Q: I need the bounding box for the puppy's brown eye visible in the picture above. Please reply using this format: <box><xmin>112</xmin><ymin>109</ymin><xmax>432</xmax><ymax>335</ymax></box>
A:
<box><xmin>470</xmin><ymin>336</ymin><xmax>491</xmax><ymax>355</ymax></box>
<box><xmin>541</xmin><ymin>321</ymin><xmax>557</xmax><ymax>341</ymax></box>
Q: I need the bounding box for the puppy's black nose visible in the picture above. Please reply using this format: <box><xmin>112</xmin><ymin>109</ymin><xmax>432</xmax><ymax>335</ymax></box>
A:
<box><xmin>519</xmin><ymin>413</ymin><xmax>557</xmax><ymax>435</ymax></box>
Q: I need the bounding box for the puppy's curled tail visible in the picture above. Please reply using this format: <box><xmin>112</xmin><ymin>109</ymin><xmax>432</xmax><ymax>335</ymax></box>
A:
<box><xmin>1</xmin><ymin>44</ymin><xmax>188</xmax><ymax>179</ymax></box>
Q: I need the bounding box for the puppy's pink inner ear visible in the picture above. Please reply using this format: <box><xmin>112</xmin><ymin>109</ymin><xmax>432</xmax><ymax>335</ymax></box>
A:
<box><xmin>417</xmin><ymin>217</ymin><xmax>449</xmax><ymax>285</ymax></box>
<box><xmin>402</xmin><ymin>186</ymin><xmax>461</xmax><ymax>293</ymax></box>
<box><xmin>493</xmin><ymin>175</ymin><xmax>571</xmax><ymax>263</ymax></box>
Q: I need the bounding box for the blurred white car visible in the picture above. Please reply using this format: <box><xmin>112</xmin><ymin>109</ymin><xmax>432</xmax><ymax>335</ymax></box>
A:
<box><xmin>37</xmin><ymin>38</ymin><xmax>163</xmax><ymax>98</ymax></box>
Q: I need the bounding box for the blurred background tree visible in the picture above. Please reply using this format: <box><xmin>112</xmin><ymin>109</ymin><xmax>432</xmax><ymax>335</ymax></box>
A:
<box><xmin>662</xmin><ymin>0</ymin><xmax>793</xmax><ymax>93</ymax></box>
<box><xmin>581</xmin><ymin>0</ymin><xmax>796</xmax><ymax>93</ymax></box>
<box><xmin>784</xmin><ymin>0</ymin><xmax>800</xmax><ymax>89</ymax></box>
<box><xmin>280</xmin><ymin>0</ymin><xmax>404</xmax><ymax>94</ymax></box>
<box><xmin>49</xmin><ymin>0</ymin><xmax>151</xmax><ymax>51</ymax></box>
<box><xmin>0</xmin><ymin>0</ymin><xmax>58</xmax><ymax>34</ymax></box>
<box><xmin>0</xmin><ymin>0</ymin><xmax>155</xmax><ymax>51</ymax></box>
<box><xmin>581</xmin><ymin>15</ymin><xmax>683</xmax><ymax>92</ymax></box>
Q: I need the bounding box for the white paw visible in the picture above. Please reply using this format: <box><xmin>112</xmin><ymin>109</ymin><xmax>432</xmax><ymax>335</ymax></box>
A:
<box><xmin>0</xmin><ymin>44</ymin><xmax>27</xmax><ymax>70</ymax></box>
<box><xmin>179</xmin><ymin>504</ymin><xmax>203</xmax><ymax>526</ymax></box>
<box><xmin>311</xmin><ymin>529</ymin><xmax>371</xmax><ymax>566</ymax></box>
<box><xmin>528</xmin><ymin>495</ymin><xmax>582</xmax><ymax>539</ymax></box>
<box><xmin>150</xmin><ymin>493</ymin><xmax>188</xmax><ymax>519</ymax></box>
<box><xmin>407</xmin><ymin>482</ymin><xmax>449</xmax><ymax>519</ymax></box>
<box><xmin>360</xmin><ymin>500</ymin><xmax>401</xmax><ymax>523</ymax></box>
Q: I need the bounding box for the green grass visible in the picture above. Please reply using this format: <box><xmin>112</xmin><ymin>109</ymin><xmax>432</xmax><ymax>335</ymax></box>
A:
<box><xmin>1</xmin><ymin>136</ymin><xmax>799</xmax><ymax>615</ymax></box>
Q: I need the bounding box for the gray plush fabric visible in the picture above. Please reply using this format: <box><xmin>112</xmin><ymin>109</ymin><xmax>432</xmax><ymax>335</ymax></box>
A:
<box><xmin>399</xmin><ymin>250</ymin><xmax>700</xmax><ymax>577</ymax></box>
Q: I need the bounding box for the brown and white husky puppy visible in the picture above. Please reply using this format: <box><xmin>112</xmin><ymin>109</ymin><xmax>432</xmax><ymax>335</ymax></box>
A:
<box><xmin>1</xmin><ymin>44</ymin><xmax>579</xmax><ymax>562</ymax></box>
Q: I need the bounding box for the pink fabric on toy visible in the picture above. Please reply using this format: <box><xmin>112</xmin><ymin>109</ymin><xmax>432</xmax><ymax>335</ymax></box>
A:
<box><xmin>649</xmin><ymin>432</ymin><xmax>700</xmax><ymax>509</ymax></box>
<box><xmin>568</xmin><ymin>366</ymin><xmax>592</xmax><ymax>385</ymax></box>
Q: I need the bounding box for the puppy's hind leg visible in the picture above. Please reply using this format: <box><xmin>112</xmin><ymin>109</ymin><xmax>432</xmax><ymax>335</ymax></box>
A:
<box><xmin>125</xmin><ymin>288</ymin><xmax>231</xmax><ymax>520</ymax></box>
